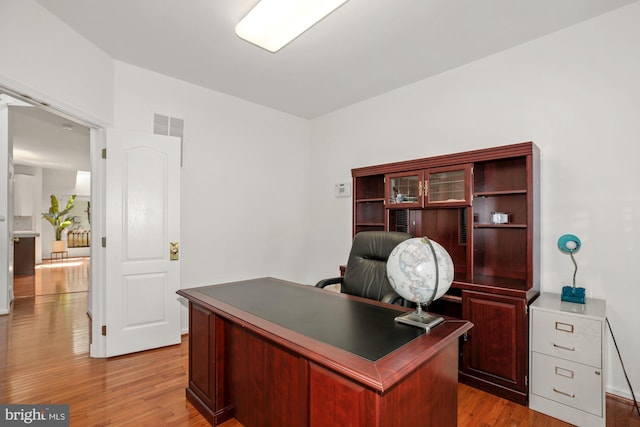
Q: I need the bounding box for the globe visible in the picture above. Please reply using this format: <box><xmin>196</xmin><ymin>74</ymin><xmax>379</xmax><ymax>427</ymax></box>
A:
<box><xmin>386</xmin><ymin>237</ymin><xmax>454</xmax><ymax>330</ymax></box>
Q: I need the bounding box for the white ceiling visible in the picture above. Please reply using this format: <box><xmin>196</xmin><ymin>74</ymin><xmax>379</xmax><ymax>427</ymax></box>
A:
<box><xmin>11</xmin><ymin>105</ymin><xmax>90</xmax><ymax>171</ymax></box>
<box><xmin>9</xmin><ymin>0</ymin><xmax>638</xmax><ymax>170</ymax></box>
<box><xmin>35</xmin><ymin>0</ymin><xmax>638</xmax><ymax>119</ymax></box>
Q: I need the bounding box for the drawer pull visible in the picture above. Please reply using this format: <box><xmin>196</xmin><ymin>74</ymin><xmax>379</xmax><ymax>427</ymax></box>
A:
<box><xmin>555</xmin><ymin>366</ymin><xmax>574</xmax><ymax>379</ymax></box>
<box><xmin>553</xmin><ymin>388</ymin><xmax>575</xmax><ymax>398</ymax></box>
<box><xmin>553</xmin><ymin>343</ymin><xmax>575</xmax><ymax>351</ymax></box>
<box><xmin>555</xmin><ymin>321</ymin><xmax>574</xmax><ymax>333</ymax></box>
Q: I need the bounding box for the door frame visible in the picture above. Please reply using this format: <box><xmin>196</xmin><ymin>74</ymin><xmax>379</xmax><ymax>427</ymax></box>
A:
<box><xmin>0</xmin><ymin>83</ymin><xmax>109</xmax><ymax>357</ymax></box>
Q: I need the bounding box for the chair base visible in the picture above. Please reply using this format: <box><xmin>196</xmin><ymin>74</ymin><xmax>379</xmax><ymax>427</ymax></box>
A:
<box><xmin>394</xmin><ymin>311</ymin><xmax>445</xmax><ymax>332</ymax></box>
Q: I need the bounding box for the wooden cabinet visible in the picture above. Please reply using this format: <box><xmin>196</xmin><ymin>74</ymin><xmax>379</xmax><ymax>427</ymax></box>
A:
<box><xmin>14</xmin><ymin>174</ymin><xmax>34</xmax><ymax>216</ymax></box>
<box><xmin>353</xmin><ymin>174</ymin><xmax>385</xmax><ymax>235</ymax></box>
<box><xmin>529</xmin><ymin>293</ymin><xmax>606</xmax><ymax>426</ymax></box>
<box><xmin>13</xmin><ymin>236</ymin><xmax>35</xmax><ymax>276</ymax></box>
<box><xmin>386</xmin><ymin>164</ymin><xmax>472</xmax><ymax>209</ymax></box>
<box><xmin>460</xmin><ymin>291</ymin><xmax>528</xmax><ymax>401</ymax></box>
<box><xmin>351</xmin><ymin>142</ymin><xmax>540</xmax><ymax>404</ymax></box>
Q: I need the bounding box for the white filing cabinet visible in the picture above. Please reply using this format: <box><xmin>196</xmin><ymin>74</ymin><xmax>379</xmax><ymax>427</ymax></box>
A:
<box><xmin>529</xmin><ymin>293</ymin><xmax>606</xmax><ymax>427</ymax></box>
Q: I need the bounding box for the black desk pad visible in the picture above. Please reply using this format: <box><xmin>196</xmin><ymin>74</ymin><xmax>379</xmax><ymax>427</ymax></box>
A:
<box><xmin>197</xmin><ymin>279</ymin><xmax>425</xmax><ymax>361</ymax></box>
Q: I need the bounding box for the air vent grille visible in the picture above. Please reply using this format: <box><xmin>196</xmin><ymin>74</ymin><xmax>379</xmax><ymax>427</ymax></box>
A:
<box><xmin>153</xmin><ymin>113</ymin><xmax>184</xmax><ymax>166</ymax></box>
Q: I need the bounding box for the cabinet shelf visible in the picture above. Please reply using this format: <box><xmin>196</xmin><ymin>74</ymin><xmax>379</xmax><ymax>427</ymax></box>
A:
<box><xmin>351</xmin><ymin>142</ymin><xmax>539</xmax><ymax>405</ymax></box>
<box><xmin>474</xmin><ymin>190</ymin><xmax>526</xmax><ymax>197</ymax></box>
<box><xmin>474</xmin><ymin>223</ymin><xmax>527</xmax><ymax>229</ymax></box>
<box><xmin>355</xmin><ymin>198</ymin><xmax>385</xmax><ymax>203</ymax></box>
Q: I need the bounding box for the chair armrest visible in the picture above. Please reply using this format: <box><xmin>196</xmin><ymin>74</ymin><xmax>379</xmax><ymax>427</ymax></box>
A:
<box><xmin>381</xmin><ymin>292</ymin><xmax>407</xmax><ymax>306</ymax></box>
<box><xmin>315</xmin><ymin>277</ymin><xmax>343</xmax><ymax>288</ymax></box>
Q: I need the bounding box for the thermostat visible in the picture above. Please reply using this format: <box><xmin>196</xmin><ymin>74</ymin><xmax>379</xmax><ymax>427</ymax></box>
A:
<box><xmin>335</xmin><ymin>183</ymin><xmax>351</xmax><ymax>198</ymax></box>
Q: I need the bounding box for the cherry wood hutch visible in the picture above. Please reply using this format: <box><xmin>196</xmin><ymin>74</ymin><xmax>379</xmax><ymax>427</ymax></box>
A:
<box><xmin>351</xmin><ymin>141</ymin><xmax>540</xmax><ymax>405</ymax></box>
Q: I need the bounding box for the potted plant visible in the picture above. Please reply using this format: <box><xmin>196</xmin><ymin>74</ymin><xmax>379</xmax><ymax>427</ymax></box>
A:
<box><xmin>42</xmin><ymin>194</ymin><xmax>76</xmax><ymax>252</ymax></box>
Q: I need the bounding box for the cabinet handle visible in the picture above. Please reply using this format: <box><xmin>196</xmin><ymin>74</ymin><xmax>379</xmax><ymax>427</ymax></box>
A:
<box><xmin>553</xmin><ymin>343</ymin><xmax>575</xmax><ymax>351</ymax></box>
<box><xmin>418</xmin><ymin>181</ymin><xmax>423</xmax><ymax>197</ymax></box>
<box><xmin>553</xmin><ymin>388</ymin><xmax>575</xmax><ymax>398</ymax></box>
<box><xmin>423</xmin><ymin>180</ymin><xmax>428</xmax><ymax>197</ymax></box>
<box><xmin>555</xmin><ymin>321</ymin><xmax>574</xmax><ymax>333</ymax></box>
<box><xmin>554</xmin><ymin>366</ymin><xmax>574</xmax><ymax>379</ymax></box>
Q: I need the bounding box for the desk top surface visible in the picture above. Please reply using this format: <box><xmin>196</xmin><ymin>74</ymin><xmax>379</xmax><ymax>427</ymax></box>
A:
<box><xmin>188</xmin><ymin>278</ymin><xmax>424</xmax><ymax>361</ymax></box>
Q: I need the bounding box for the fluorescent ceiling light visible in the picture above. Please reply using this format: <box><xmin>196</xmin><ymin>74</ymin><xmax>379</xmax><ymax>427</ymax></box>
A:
<box><xmin>235</xmin><ymin>0</ymin><xmax>349</xmax><ymax>53</ymax></box>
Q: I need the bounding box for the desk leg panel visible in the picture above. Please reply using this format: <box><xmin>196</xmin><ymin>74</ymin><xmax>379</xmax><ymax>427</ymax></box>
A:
<box><xmin>225</xmin><ymin>320</ymin><xmax>309</xmax><ymax>427</ymax></box>
<box><xmin>380</xmin><ymin>340</ymin><xmax>459</xmax><ymax>426</ymax></box>
<box><xmin>309</xmin><ymin>363</ymin><xmax>375</xmax><ymax>427</ymax></box>
<box><xmin>187</xmin><ymin>304</ymin><xmax>233</xmax><ymax>425</ymax></box>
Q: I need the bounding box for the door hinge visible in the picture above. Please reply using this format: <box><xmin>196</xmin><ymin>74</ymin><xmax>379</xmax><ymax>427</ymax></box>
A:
<box><xmin>101</xmin><ymin>148</ymin><xmax>107</xmax><ymax>159</ymax></box>
<box><xmin>524</xmin><ymin>304</ymin><xmax>528</xmax><ymax>316</ymax></box>
<box><xmin>101</xmin><ymin>325</ymin><xmax>107</xmax><ymax>336</ymax></box>
<box><xmin>101</xmin><ymin>237</ymin><xmax>106</xmax><ymax>247</ymax></box>
<box><xmin>525</xmin><ymin>375</ymin><xmax>528</xmax><ymax>386</ymax></box>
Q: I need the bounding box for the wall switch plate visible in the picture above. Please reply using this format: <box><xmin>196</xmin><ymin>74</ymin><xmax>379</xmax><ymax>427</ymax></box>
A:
<box><xmin>335</xmin><ymin>183</ymin><xmax>351</xmax><ymax>197</ymax></box>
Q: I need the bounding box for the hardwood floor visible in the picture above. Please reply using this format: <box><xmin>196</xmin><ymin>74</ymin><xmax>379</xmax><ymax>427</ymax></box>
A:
<box><xmin>1</xmin><ymin>262</ymin><xmax>638</xmax><ymax>426</ymax></box>
<box><xmin>13</xmin><ymin>256</ymin><xmax>90</xmax><ymax>298</ymax></box>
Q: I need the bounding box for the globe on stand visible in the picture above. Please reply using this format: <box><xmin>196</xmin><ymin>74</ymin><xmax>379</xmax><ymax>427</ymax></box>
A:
<box><xmin>386</xmin><ymin>236</ymin><xmax>454</xmax><ymax>331</ymax></box>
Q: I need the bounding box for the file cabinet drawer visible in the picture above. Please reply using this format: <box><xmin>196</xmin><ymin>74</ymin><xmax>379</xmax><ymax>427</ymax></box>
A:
<box><xmin>531</xmin><ymin>352</ymin><xmax>603</xmax><ymax>416</ymax></box>
<box><xmin>531</xmin><ymin>309</ymin><xmax>601</xmax><ymax>367</ymax></box>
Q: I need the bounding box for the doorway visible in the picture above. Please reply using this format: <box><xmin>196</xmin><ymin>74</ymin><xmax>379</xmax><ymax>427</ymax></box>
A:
<box><xmin>0</xmin><ymin>92</ymin><xmax>91</xmax><ymax>332</ymax></box>
<box><xmin>7</xmin><ymin>94</ymin><xmax>91</xmax><ymax>300</ymax></box>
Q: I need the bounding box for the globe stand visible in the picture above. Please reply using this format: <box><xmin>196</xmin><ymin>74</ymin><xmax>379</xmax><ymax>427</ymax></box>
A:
<box><xmin>394</xmin><ymin>303</ymin><xmax>445</xmax><ymax>332</ymax></box>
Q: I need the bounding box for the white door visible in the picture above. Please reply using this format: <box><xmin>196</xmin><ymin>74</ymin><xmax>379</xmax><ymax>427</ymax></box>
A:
<box><xmin>105</xmin><ymin>128</ymin><xmax>181</xmax><ymax>357</ymax></box>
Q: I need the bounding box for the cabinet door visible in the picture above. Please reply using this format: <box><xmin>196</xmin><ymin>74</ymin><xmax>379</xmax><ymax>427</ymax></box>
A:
<box><xmin>14</xmin><ymin>174</ymin><xmax>34</xmax><ymax>216</ymax></box>
<box><xmin>425</xmin><ymin>164</ymin><xmax>472</xmax><ymax>207</ymax></box>
<box><xmin>13</xmin><ymin>237</ymin><xmax>35</xmax><ymax>275</ymax></box>
<box><xmin>386</xmin><ymin>170</ymin><xmax>423</xmax><ymax>209</ymax></box>
<box><xmin>461</xmin><ymin>291</ymin><xmax>527</xmax><ymax>395</ymax></box>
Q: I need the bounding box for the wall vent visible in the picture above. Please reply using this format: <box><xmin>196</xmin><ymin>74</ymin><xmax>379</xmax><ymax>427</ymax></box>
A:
<box><xmin>153</xmin><ymin>113</ymin><xmax>184</xmax><ymax>166</ymax></box>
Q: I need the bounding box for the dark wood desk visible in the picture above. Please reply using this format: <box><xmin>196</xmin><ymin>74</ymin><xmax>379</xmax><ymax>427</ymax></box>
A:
<box><xmin>178</xmin><ymin>277</ymin><xmax>472</xmax><ymax>426</ymax></box>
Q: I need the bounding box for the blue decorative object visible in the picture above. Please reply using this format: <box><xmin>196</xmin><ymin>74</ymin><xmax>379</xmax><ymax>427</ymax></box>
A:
<box><xmin>557</xmin><ymin>234</ymin><xmax>585</xmax><ymax>304</ymax></box>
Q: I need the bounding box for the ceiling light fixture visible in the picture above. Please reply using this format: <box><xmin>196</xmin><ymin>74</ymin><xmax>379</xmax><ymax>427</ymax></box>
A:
<box><xmin>235</xmin><ymin>0</ymin><xmax>349</xmax><ymax>53</ymax></box>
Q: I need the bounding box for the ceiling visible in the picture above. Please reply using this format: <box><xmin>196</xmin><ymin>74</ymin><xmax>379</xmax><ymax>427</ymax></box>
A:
<box><xmin>10</xmin><ymin>104</ymin><xmax>90</xmax><ymax>171</ymax></box>
<box><xmin>8</xmin><ymin>0</ymin><xmax>638</xmax><ymax>170</ymax></box>
<box><xmin>35</xmin><ymin>0</ymin><xmax>638</xmax><ymax>119</ymax></box>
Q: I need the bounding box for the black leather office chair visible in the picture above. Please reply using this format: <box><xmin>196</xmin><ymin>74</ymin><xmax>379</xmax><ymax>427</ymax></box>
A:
<box><xmin>316</xmin><ymin>231</ymin><xmax>411</xmax><ymax>304</ymax></box>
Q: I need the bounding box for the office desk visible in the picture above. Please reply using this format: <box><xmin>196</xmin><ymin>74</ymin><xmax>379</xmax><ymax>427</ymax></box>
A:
<box><xmin>178</xmin><ymin>277</ymin><xmax>472</xmax><ymax>427</ymax></box>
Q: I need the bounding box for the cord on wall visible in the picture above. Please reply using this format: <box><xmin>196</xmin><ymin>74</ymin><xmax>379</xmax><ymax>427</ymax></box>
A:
<box><xmin>606</xmin><ymin>317</ymin><xmax>640</xmax><ymax>417</ymax></box>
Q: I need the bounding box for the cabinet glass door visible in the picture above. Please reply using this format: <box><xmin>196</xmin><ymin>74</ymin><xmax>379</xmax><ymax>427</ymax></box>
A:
<box><xmin>425</xmin><ymin>165</ymin><xmax>472</xmax><ymax>206</ymax></box>
<box><xmin>387</xmin><ymin>171</ymin><xmax>423</xmax><ymax>208</ymax></box>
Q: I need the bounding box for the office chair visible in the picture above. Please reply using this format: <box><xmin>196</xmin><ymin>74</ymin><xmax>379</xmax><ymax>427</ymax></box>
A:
<box><xmin>316</xmin><ymin>231</ymin><xmax>411</xmax><ymax>305</ymax></box>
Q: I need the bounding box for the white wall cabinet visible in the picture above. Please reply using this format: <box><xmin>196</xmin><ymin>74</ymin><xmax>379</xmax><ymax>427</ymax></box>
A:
<box><xmin>14</xmin><ymin>174</ymin><xmax>34</xmax><ymax>216</ymax></box>
<box><xmin>529</xmin><ymin>292</ymin><xmax>606</xmax><ymax>427</ymax></box>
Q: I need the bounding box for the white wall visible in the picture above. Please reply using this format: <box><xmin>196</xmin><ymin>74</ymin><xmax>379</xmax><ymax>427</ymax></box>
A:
<box><xmin>308</xmin><ymin>2</ymin><xmax>640</xmax><ymax>399</ymax></box>
<box><xmin>0</xmin><ymin>0</ymin><xmax>114</xmax><ymax>126</ymax></box>
<box><xmin>112</xmin><ymin>62</ymin><xmax>312</xmax><ymax>288</ymax></box>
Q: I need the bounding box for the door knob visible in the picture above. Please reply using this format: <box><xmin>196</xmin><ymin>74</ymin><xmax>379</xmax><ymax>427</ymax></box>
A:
<box><xmin>170</xmin><ymin>242</ymin><xmax>179</xmax><ymax>260</ymax></box>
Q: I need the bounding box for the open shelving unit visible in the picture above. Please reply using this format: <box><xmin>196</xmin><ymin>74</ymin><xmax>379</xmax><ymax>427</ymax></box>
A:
<box><xmin>350</xmin><ymin>142</ymin><xmax>540</xmax><ymax>405</ymax></box>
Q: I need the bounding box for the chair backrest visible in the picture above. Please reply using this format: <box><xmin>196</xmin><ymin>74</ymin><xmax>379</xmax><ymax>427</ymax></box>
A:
<box><xmin>341</xmin><ymin>231</ymin><xmax>411</xmax><ymax>302</ymax></box>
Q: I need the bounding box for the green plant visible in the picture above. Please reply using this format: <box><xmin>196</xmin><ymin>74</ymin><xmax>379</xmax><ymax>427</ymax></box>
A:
<box><xmin>42</xmin><ymin>194</ymin><xmax>76</xmax><ymax>241</ymax></box>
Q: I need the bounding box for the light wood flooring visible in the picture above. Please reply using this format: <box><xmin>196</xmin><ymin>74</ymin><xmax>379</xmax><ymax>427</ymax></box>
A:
<box><xmin>1</xmin><ymin>260</ymin><xmax>638</xmax><ymax>426</ymax></box>
<box><xmin>13</xmin><ymin>257</ymin><xmax>90</xmax><ymax>298</ymax></box>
